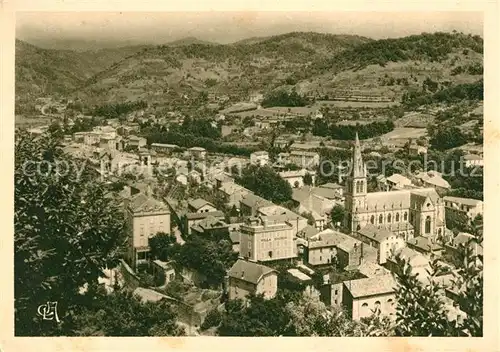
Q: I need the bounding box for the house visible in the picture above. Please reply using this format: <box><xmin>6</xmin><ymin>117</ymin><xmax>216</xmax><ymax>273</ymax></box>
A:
<box><xmin>250</xmin><ymin>151</ymin><xmax>270</xmax><ymax>167</ymax></box>
<box><xmin>342</xmin><ymin>275</ymin><xmax>397</xmax><ymax>321</ymax></box>
<box><xmin>127</xmin><ymin>135</ymin><xmax>147</xmax><ymax>150</ymax></box>
<box><xmin>407</xmin><ymin>236</ymin><xmax>443</xmax><ymax>257</ymax></box>
<box><xmin>463</xmin><ymin>153</ymin><xmax>483</xmax><ymax>168</ymax></box>
<box><xmin>289</xmin><ymin>151</ymin><xmax>320</xmax><ymax>169</ymax></box>
<box><xmin>385</xmin><ymin>247</ymin><xmax>431</xmax><ymax>281</ymax></box>
<box><xmin>274</xmin><ymin>137</ymin><xmax>290</xmax><ymax>149</ymax></box>
<box><xmin>305</xmin><ymin>229</ymin><xmax>363</xmax><ymax>267</ymax></box>
<box><xmin>151</xmin><ymin>143</ymin><xmax>179</xmax><ymax>155</ymax></box>
<box><xmin>190</xmin><ymin>216</ymin><xmax>229</xmax><ymax>239</ymax></box>
<box><xmin>386</xmin><ymin>174</ymin><xmax>412</xmax><ymax>190</ymax></box>
<box><xmin>257</xmin><ymin>205</ymin><xmax>308</xmax><ymax>234</ymax></box>
<box><xmin>184</xmin><ymin>211</ymin><xmax>225</xmax><ymax>236</ymax></box>
<box><xmin>355</xmin><ymin>225</ymin><xmax>405</xmax><ymax>264</ymax></box>
<box><xmin>316</xmin><ymin>182</ymin><xmax>344</xmax><ymax>199</ymax></box>
<box><xmin>409</xmin><ymin>143</ymin><xmax>428</xmax><ymax>156</ymax></box>
<box><xmin>292</xmin><ymin>186</ymin><xmax>335</xmax><ymax>230</ymax></box>
<box><xmin>445</xmin><ymin>232</ymin><xmax>483</xmax><ymax>257</ymax></box>
<box><xmin>84</xmin><ymin>132</ymin><xmax>101</xmax><ymax>146</ymax></box>
<box><xmin>239</xmin><ymin>215</ymin><xmax>297</xmax><ymax>262</ymax></box>
<box><xmin>125</xmin><ymin>193</ymin><xmax>171</xmax><ymax>269</ymax></box>
<box><xmin>227</xmin><ymin>259</ymin><xmax>278</xmax><ymax>300</ymax></box>
<box><xmin>219</xmin><ymin>182</ymin><xmax>253</xmax><ymax>208</ymax></box>
<box><xmin>444</xmin><ymin>196</ymin><xmax>484</xmax><ymax>221</ymax></box>
<box><xmin>279</xmin><ymin>169</ymin><xmax>316</xmax><ymax>189</ymax></box>
<box><xmin>239</xmin><ymin>193</ymin><xmax>273</xmax><ymax>216</ymax></box>
<box><xmin>415</xmin><ymin>171</ymin><xmax>451</xmax><ymax>192</ymax></box>
<box><xmin>188</xmin><ymin>147</ymin><xmax>207</xmax><ymax>160</ymax></box>
<box><xmin>286</xmin><ymin>269</ymin><xmax>320</xmax><ymax>297</ymax></box>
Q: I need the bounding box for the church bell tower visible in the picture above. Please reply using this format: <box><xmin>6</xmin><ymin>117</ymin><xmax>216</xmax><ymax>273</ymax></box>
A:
<box><xmin>344</xmin><ymin>132</ymin><xmax>367</xmax><ymax>232</ymax></box>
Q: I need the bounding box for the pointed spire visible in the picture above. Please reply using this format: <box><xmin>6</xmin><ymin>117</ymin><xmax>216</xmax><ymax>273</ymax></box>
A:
<box><xmin>355</xmin><ymin>132</ymin><xmax>360</xmax><ymax>147</ymax></box>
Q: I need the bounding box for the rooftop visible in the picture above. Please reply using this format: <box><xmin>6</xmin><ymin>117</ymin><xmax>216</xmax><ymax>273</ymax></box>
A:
<box><xmin>128</xmin><ymin>193</ymin><xmax>169</xmax><ymax>214</ymax></box>
<box><xmin>186</xmin><ymin>211</ymin><xmax>225</xmax><ymax>221</ymax></box>
<box><xmin>344</xmin><ymin>274</ymin><xmax>396</xmax><ymax>298</ymax></box>
<box><xmin>287</xmin><ymin>268</ymin><xmax>312</xmax><ymax>282</ymax></box>
<box><xmin>228</xmin><ymin>259</ymin><xmax>276</xmax><ymax>285</ymax></box>
<box><xmin>188</xmin><ymin>198</ymin><xmax>214</xmax><ymax>211</ymax></box>
<box><xmin>408</xmin><ymin>236</ymin><xmax>443</xmax><ymax>253</ymax></box>
<box><xmin>443</xmin><ymin>196</ymin><xmax>483</xmax><ymax>207</ymax></box>
<box><xmin>357</xmin><ymin>224</ymin><xmax>394</xmax><ymax>243</ymax></box>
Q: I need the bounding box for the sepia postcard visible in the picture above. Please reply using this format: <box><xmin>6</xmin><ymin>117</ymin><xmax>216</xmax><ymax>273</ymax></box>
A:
<box><xmin>1</xmin><ymin>0</ymin><xmax>498</xmax><ymax>351</ymax></box>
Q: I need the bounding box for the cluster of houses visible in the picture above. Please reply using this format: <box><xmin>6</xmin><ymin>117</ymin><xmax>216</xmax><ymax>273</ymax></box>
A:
<box><xmin>104</xmin><ymin>132</ymin><xmax>482</xmax><ymax>325</ymax></box>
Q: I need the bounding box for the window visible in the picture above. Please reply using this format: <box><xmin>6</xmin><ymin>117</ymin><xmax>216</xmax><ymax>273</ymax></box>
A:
<box><xmin>334</xmin><ymin>299</ymin><xmax>337</xmax><ymax>305</ymax></box>
<box><xmin>362</xmin><ymin>303</ymin><xmax>368</xmax><ymax>308</ymax></box>
<box><xmin>370</xmin><ymin>215</ymin><xmax>375</xmax><ymax>224</ymax></box>
<box><xmin>320</xmin><ymin>256</ymin><xmax>322</xmax><ymax>261</ymax></box>
<box><xmin>335</xmin><ymin>289</ymin><xmax>338</xmax><ymax>295</ymax></box>
<box><xmin>379</xmin><ymin>214</ymin><xmax>383</xmax><ymax>224</ymax></box>
<box><xmin>268</xmin><ymin>251</ymin><xmax>273</xmax><ymax>258</ymax></box>
<box><xmin>387</xmin><ymin>214</ymin><xmax>392</xmax><ymax>223</ymax></box>
<box><xmin>387</xmin><ymin>298</ymin><xmax>393</xmax><ymax>305</ymax></box>
<box><xmin>137</xmin><ymin>251</ymin><xmax>147</xmax><ymax>260</ymax></box>
<box><xmin>404</xmin><ymin>212</ymin><xmax>408</xmax><ymax>221</ymax></box>
<box><xmin>320</xmin><ymin>248</ymin><xmax>323</xmax><ymax>253</ymax></box>
<box><xmin>396</xmin><ymin>213</ymin><xmax>400</xmax><ymax>222</ymax></box>
<box><xmin>425</xmin><ymin>216</ymin><xmax>431</xmax><ymax>234</ymax></box>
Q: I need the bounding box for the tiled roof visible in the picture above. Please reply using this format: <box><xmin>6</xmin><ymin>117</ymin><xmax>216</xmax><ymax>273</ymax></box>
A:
<box><xmin>298</xmin><ymin>225</ymin><xmax>320</xmax><ymax>239</ymax></box>
<box><xmin>186</xmin><ymin>211</ymin><xmax>225</xmax><ymax>221</ymax></box>
<box><xmin>188</xmin><ymin>198</ymin><xmax>214</xmax><ymax>211</ymax></box>
<box><xmin>444</xmin><ymin>196</ymin><xmax>483</xmax><ymax>207</ymax></box>
<box><xmin>228</xmin><ymin>259</ymin><xmax>276</xmax><ymax>285</ymax></box>
<box><xmin>344</xmin><ymin>274</ymin><xmax>396</xmax><ymax>298</ymax></box>
<box><xmin>240</xmin><ymin>193</ymin><xmax>273</xmax><ymax>209</ymax></box>
<box><xmin>363</xmin><ymin>190</ymin><xmax>411</xmax><ymax>212</ymax></box>
<box><xmin>129</xmin><ymin>193</ymin><xmax>169</xmax><ymax>213</ymax></box>
<box><xmin>308</xmin><ymin>229</ymin><xmax>360</xmax><ymax>249</ymax></box>
<box><xmin>357</xmin><ymin>224</ymin><xmax>394</xmax><ymax>243</ymax></box>
<box><xmin>408</xmin><ymin>236</ymin><xmax>443</xmax><ymax>253</ymax></box>
<box><xmin>387</xmin><ymin>173</ymin><xmax>411</xmax><ymax>185</ymax></box>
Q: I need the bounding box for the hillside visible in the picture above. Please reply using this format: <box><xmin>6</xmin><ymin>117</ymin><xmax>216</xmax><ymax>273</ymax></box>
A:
<box><xmin>69</xmin><ymin>32</ymin><xmax>372</xmax><ymax>104</ymax></box>
<box><xmin>15</xmin><ymin>40</ymin><xmax>150</xmax><ymax>99</ymax></box>
<box><xmin>15</xmin><ymin>32</ymin><xmax>483</xmax><ymax>108</ymax></box>
<box><xmin>293</xmin><ymin>32</ymin><xmax>483</xmax><ymax>99</ymax></box>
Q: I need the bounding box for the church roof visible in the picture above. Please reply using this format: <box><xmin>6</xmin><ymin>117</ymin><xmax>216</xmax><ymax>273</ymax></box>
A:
<box><xmin>362</xmin><ymin>190</ymin><xmax>411</xmax><ymax>212</ymax></box>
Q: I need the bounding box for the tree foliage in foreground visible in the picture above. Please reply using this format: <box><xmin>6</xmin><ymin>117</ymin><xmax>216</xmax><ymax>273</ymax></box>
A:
<box><xmin>14</xmin><ymin>131</ymin><xmax>181</xmax><ymax>336</ymax></box>
<box><xmin>393</xmin><ymin>233</ymin><xmax>483</xmax><ymax>336</ymax></box>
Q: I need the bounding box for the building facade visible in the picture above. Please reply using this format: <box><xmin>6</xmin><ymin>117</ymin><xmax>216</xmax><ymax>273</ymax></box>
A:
<box><xmin>239</xmin><ymin>216</ymin><xmax>297</xmax><ymax>262</ymax></box>
<box><xmin>126</xmin><ymin>193</ymin><xmax>171</xmax><ymax>269</ymax></box>
<box><xmin>344</xmin><ymin>133</ymin><xmax>446</xmax><ymax>241</ymax></box>
<box><xmin>227</xmin><ymin>259</ymin><xmax>278</xmax><ymax>300</ymax></box>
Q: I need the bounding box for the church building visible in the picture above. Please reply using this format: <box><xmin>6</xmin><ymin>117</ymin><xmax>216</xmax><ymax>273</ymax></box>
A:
<box><xmin>344</xmin><ymin>133</ymin><xmax>446</xmax><ymax>242</ymax></box>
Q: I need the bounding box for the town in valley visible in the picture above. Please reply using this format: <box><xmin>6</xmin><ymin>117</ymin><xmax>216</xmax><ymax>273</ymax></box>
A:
<box><xmin>14</xmin><ymin>12</ymin><xmax>484</xmax><ymax>337</ymax></box>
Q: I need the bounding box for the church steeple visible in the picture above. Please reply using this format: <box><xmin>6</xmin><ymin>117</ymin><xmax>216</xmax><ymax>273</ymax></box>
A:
<box><xmin>351</xmin><ymin>132</ymin><xmax>366</xmax><ymax>178</ymax></box>
<box><xmin>344</xmin><ymin>132</ymin><xmax>368</xmax><ymax>232</ymax></box>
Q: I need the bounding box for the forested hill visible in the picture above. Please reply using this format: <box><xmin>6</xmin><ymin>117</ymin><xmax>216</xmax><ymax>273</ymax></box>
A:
<box><xmin>15</xmin><ymin>31</ymin><xmax>483</xmax><ymax>105</ymax></box>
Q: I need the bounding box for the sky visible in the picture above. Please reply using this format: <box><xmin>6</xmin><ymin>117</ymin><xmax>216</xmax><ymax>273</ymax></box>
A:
<box><xmin>16</xmin><ymin>11</ymin><xmax>484</xmax><ymax>50</ymax></box>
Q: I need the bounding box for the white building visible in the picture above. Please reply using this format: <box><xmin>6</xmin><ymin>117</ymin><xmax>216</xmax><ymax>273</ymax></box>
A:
<box><xmin>250</xmin><ymin>151</ymin><xmax>270</xmax><ymax>167</ymax></box>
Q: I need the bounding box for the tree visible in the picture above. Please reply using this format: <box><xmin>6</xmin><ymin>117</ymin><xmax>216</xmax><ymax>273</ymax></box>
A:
<box><xmin>303</xmin><ymin>172</ymin><xmax>313</xmax><ymax>186</ymax></box>
<box><xmin>169</xmin><ymin>236</ymin><xmax>237</xmax><ymax>288</ymax></box>
<box><xmin>148</xmin><ymin>232</ymin><xmax>178</xmax><ymax>261</ymax></box>
<box><xmin>393</xmin><ymin>256</ymin><xmax>456</xmax><ymax>336</ymax></box>
<box><xmin>217</xmin><ymin>294</ymin><xmax>295</xmax><ymax>336</ymax></box>
<box><xmin>236</xmin><ymin>165</ymin><xmax>293</xmax><ymax>204</ymax></box>
<box><xmin>330</xmin><ymin>204</ymin><xmax>346</xmax><ymax>227</ymax></box>
<box><xmin>15</xmin><ymin>131</ymin><xmax>126</xmax><ymax>335</ymax></box>
<box><xmin>71</xmin><ymin>288</ymin><xmax>185</xmax><ymax>336</ymax></box>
